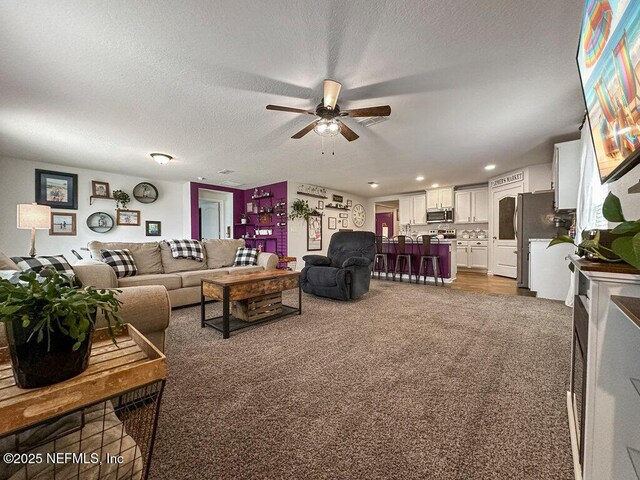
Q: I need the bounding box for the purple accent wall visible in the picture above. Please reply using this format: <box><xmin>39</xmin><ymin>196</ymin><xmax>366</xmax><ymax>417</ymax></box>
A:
<box><xmin>189</xmin><ymin>182</ymin><xmax>244</xmax><ymax>240</ymax></box>
<box><xmin>240</xmin><ymin>181</ymin><xmax>288</xmax><ymax>256</ymax></box>
<box><xmin>189</xmin><ymin>180</ymin><xmax>288</xmax><ymax>257</ymax></box>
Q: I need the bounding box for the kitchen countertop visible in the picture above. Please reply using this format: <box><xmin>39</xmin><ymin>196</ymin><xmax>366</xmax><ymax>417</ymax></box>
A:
<box><xmin>387</xmin><ymin>239</ymin><xmax>455</xmax><ymax>245</ymax></box>
<box><xmin>529</xmin><ymin>238</ymin><xmax>554</xmax><ymax>243</ymax></box>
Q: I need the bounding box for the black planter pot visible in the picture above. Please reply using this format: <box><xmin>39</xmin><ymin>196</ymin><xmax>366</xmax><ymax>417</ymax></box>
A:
<box><xmin>6</xmin><ymin>318</ymin><xmax>94</xmax><ymax>389</ymax></box>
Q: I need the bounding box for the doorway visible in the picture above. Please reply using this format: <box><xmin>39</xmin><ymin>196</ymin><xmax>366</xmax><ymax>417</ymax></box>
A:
<box><xmin>198</xmin><ymin>189</ymin><xmax>234</xmax><ymax>240</ymax></box>
<box><xmin>491</xmin><ymin>183</ymin><xmax>523</xmax><ymax>278</ymax></box>
<box><xmin>374</xmin><ymin>201</ymin><xmax>399</xmax><ymax>239</ymax></box>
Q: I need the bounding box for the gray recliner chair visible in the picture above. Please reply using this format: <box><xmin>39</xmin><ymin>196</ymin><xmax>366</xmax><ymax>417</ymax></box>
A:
<box><xmin>300</xmin><ymin>231</ymin><xmax>375</xmax><ymax>301</ymax></box>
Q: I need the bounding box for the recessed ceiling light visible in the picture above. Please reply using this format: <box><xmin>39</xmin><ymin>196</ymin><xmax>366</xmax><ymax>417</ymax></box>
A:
<box><xmin>484</xmin><ymin>164</ymin><xmax>496</xmax><ymax>171</ymax></box>
<box><xmin>431</xmin><ymin>183</ymin><xmax>439</xmax><ymax>188</ymax></box>
<box><xmin>416</xmin><ymin>176</ymin><xmax>425</xmax><ymax>181</ymax></box>
<box><xmin>150</xmin><ymin>153</ymin><xmax>172</xmax><ymax>165</ymax></box>
<box><xmin>368</xmin><ymin>182</ymin><xmax>379</xmax><ymax>188</ymax></box>
<box><xmin>197</xmin><ymin>176</ymin><xmax>206</xmax><ymax>181</ymax></box>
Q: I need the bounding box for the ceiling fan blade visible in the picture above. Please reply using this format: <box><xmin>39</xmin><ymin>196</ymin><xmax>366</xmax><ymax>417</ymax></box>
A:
<box><xmin>338</xmin><ymin>120</ymin><xmax>359</xmax><ymax>142</ymax></box>
<box><xmin>266</xmin><ymin>105</ymin><xmax>315</xmax><ymax>115</ymax></box>
<box><xmin>291</xmin><ymin>120</ymin><xmax>319</xmax><ymax>139</ymax></box>
<box><xmin>323</xmin><ymin>80</ymin><xmax>342</xmax><ymax>110</ymax></box>
<box><xmin>341</xmin><ymin>105</ymin><xmax>391</xmax><ymax>117</ymax></box>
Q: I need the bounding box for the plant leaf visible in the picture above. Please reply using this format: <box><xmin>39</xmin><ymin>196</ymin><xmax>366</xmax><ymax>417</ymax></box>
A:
<box><xmin>611</xmin><ymin>221</ymin><xmax>640</xmax><ymax>235</ymax></box>
<box><xmin>602</xmin><ymin>192</ymin><xmax>626</xmax><ymax>223</ymax></box>
<box><xmin>548</xmin><ymin>236</ymin><xmax>575</xmax><ymax>248</ymax></box>
<box><xmin>612</xmin><ymin>236</ymin><xmax>640</xmax><ymax>270</ymax></box>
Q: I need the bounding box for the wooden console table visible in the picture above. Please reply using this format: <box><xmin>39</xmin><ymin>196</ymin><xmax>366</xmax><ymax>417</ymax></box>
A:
<box><xmin>0</xmin><ymin>324</ymin><xmax>166</xmax><ymax>480</ymax></box>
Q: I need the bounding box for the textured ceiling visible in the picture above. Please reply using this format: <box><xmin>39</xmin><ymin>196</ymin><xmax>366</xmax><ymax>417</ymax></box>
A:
<box><xmin>0</xmin><ymin>0</ymin><xmax>585</xmax><ymax>197</ymax></box>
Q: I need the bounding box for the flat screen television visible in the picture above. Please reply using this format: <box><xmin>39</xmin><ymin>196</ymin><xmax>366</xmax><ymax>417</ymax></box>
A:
<box><xmin>577</xmin><ymin>0</ymin><xmax>640</xmax><ymax>183</ymax></box>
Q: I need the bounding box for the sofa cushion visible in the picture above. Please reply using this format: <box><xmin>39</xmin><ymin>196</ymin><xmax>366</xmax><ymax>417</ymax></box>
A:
<box><xmin>176</xmin><ymin>269</ymin><xmax>229</xmax><ymax>288</ymax></box>
<box><xmin>11</xmin><ymin>255</ymin><xmax>75</xmax><ymax>276</ymax></box>
<box><xmin>202</xmin><ymin>239</ymin><xmax>245</xmax><ymax>268</ymax></box>
<box><xmin>88</xmin><ymin>241</ymin><xmax>163</xmax><ymax>275</ymax></box>
<box><xmin>0</xmin><ymin>252</ymin><xmax>19</xmax><ymax>271</ymax></box>
<box><xmin>160</xmin><ymin>242</ymin><xmax>208</xmax><ymax>273</ymax></box>
<box><xmin>118</xmin><ymin>273</ymin><xmax>182</xmax><ymax>290</ymax></box>
<box><xmin>221</xmin><ymin>266</ymin><xmax>264</xmax><ymax>275</ymax></box>
<box><xmin>100</xmin><ymin>249</ymin><xmax>137</xmax><ymax>278</ymax></box>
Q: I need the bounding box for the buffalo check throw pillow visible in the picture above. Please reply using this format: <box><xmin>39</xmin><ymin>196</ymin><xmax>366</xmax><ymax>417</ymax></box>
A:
<box><xmin>100</xmin><ymin>249</ymin><xmax>137</xmax><ymax>278</ymax></box>
<box><xmin>11</xmin><ymin>255</ymin><xmax>75</xmax><ymax>276</ymax></box>
<box><xmin>165</xmin><ymin>239</ymin><xmax>204</xmax><ymax>262</ymax></box>
<box><xmin>233</xmin><ymin>247</ymin><xmax>258</xmax><ymax>266</ymax></box>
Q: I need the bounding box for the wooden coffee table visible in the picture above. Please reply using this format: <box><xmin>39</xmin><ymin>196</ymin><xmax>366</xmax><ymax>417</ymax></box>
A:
<box><xmin>200</xmin><ymin>270</ymin><xmax>301</xmax><ymax>339</ymax></box>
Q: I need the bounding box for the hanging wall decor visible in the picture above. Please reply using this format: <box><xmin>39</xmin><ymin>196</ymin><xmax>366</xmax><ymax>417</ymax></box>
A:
<box><xmin>307</xmin><ymin>213</ymin><xmax>322</xmax><ymax>251</ymax></box>
<box><xmin>133</xmin><ymin>182</ymin><xmax>159</xmax><ymax>203</ymax></box>
<box><xmin>35</xmin><ymin>169</ymin><xmax>78</xmax><ymax>210</ymax></box>
<box><xmin>86</xmin><ymin>212</ymin><xmax>114</xmax><ymax>233</ymax></box>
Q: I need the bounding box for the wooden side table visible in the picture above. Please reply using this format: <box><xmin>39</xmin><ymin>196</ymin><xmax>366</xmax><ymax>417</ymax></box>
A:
<box><xmin>0</xmin><ymin>324</ymin><xmax>166</xmax><ymax>480</ymax></box>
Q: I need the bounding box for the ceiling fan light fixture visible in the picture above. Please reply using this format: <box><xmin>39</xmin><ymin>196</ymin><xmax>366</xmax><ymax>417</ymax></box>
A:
<box><xmin>314</xmin><ymin>119</ymin><xmax>341</xmax><ymax>137</ymax></box>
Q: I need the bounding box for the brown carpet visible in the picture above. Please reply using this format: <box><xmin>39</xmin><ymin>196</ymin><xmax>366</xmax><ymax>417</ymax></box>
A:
<box><xmin>150</xmin><ymin>280</ymin><xmax>574</xmax><ymax>480</ymax></box>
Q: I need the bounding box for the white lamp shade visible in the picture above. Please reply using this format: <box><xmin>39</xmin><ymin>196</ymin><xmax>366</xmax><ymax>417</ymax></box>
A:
<box><xmin>17</xmin><ymin>203</ymin><xmax>51</xmax><ymax>229</ymax></box>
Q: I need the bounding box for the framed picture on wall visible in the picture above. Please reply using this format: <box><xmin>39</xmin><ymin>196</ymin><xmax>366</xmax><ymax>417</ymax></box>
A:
<box><xmin>342</xmin><ymin>219</ymin><xmax>348</xmax><ymax>228</ymax></box>
<box><xmin>116</xmin><ymin>209</ymin><xmax>141</xmax><ymax>226</ymax></box>
<box><xmin>346</xmin><ymin>200</ymin><xmax>352</xmax><ymax>207</ymax></box>
<box><xmin>332</xmin><ymin>194</ymin><xmax>343</xmax><ymax>203</ymax></box>
<box><xmin>317</xmin><ymin>200</ymin><xmax>324</xmax><ymax>209</ymax></box>
<box><xmin>307</xmin><ymin>213</ymin><xmax>322</xmax><ymax>251</ymax></box>
<box><xmin>328</xmin><ymin>217</ymin><xmax>337</xmax><ymax>230</ymax></box>
<box><xmin>339</xmin><ymin>213</ymin><xmax>348</xmax><ymax>218</ymax></box>
<box><xmin>35</xmin><ymin>169</ymin><xmax>78</xmax><ymax>209</ymax></box>
<box><xmin>91</xmin><ymin>181</ymin><xmax>110</xmax><ymax>198</ymax></box>
<box><xmin>50</xmin><ymin>212</ymin><xmax>76</xmax><ymax>236</ymax></box>
<box><xmin>146</xmin><ymin>221</ymin><xmax>161</xmax><ymax>236</ymax></box>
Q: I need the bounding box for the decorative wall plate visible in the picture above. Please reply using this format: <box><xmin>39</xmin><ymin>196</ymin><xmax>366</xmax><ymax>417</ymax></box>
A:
<box><xmin>133</xmin><ymin>182</ymin><xmax>159</xmax><ymax>203</ymax></box>
<box><xmin>86</xmin><ymin>212</ymin><xmax>114</xmax><ymax>233</ymax></box>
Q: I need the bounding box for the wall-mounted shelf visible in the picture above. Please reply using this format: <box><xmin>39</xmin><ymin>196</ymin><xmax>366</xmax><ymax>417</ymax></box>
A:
<box><xmin>251</xmin><ymin>193</ymin><xmax>273</xmax><ymax>200</ymax></box>
<box><xmin>325</xmin><ymin>204</ymin><xmax>350</xmax><ymax>210</ymax></box>
<box><xmin>296</xmin><ymin>192</ymin><xmax>328</xmax><ymax>199</ymax></box>
<box><xmin>89</xmin><ymin>195</ymin><xmax>114</xmax><ymax>206</ymax></box>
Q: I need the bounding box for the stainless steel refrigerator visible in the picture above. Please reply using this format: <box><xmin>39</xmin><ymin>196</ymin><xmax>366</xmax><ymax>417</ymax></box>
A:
<box><xmin>516</xmin><ymin>191</ymin><xmax>557</xmax><ymax>289</ymax></box>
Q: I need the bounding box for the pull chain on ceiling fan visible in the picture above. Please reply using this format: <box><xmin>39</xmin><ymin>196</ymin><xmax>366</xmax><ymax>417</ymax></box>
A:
<box><xmin>266</xmin><ymin>79</ymin><xmax>391</xmax><ymax>142</ymax></box>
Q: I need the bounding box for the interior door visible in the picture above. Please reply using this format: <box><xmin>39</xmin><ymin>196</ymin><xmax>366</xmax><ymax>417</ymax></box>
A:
<box><xmin>491</xmin><ymin>183</ymin><xmax>523</xmax><ymax>277</ymax></box>
<box><xmin>200</xmin><ymin>201</ymin><xmax>222</xmax><ymax>239</ymax></box>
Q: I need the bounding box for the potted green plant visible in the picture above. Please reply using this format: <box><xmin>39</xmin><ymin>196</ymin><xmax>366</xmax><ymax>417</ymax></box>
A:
<box><xmin>289</xmin><ymin>199</ymin><xmax>319</xmax><ymax>222</ymax></box>
<box><xmin>0</xmin><ymin>270</ymin><xmax>123</xmax><ymax>388</ymax></box>
<box><xmin>549</xmin><ymin>192</ymin><xmax>640</xmax><ymax>270</ymax></box>
<box><xmin>112</xmin><ymin>189</ymin><xmax>130</xmax><ymax>210</ymax></box>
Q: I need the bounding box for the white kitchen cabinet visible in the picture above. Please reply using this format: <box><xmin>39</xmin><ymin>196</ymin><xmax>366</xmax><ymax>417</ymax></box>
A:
<box><xmin>552</xmin><ymin>140</ymin><xmax>581</xmax><ymax>211</ymax></box>
<box><xmin>454</xmin><ymin>191</ymin><xmax>472</xmax><ymax>223</ymax></box>
<box><xmin>399</xmin><ymin>194</ymin><xmax>427</xmax><ymax>224</ymax></box>
<box><xmin>456</xmin><ymin>240</ymin><xmax>488</xmax><ymax>269</ymax></box>
<box><xmin>427</xmin><ymin>187</ymin><xmax>454</xmax><ymax>210</ymax></box>
<box><xmin>528</xmin><ymin>239</ymin><xmax>573</xmax><ymax>300</ymax></box>
<box><xmin>454</xmin><ymin>188</ymin><xmax>488</xmax><ymax>223</ymax></box>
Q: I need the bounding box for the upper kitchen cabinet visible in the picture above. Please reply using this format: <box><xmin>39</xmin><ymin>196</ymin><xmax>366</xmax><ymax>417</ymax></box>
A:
<box><xmin>399</xmin><ymin>193</ymin><xmax>427</xmax><ymax>224</ymax></box>
<box><xmin>454</xmin><ymin>187</ymin><xmax>488</xmax><ymax>223</ymax></box>
<box><xmin>426</xmin><ymin>186</ymin><xmax>454</xmax><ymax>210</ymax></box>
<box><xmin>552</xmin><ymin>140</ymin><xmax>581</xmax><ymax>211</ymax></box>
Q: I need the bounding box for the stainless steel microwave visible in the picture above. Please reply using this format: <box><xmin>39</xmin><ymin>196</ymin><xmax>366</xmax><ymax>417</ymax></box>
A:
<box><xmin>426</xmin><ymin>209</ymin><xmax>454</xmax><ymax>223</ymax></box>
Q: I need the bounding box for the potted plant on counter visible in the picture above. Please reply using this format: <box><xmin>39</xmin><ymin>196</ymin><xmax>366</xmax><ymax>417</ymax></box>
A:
<box><xmin>548</xmin><ymin>192</ymin><xmax>640</xmax><ymax>270</ymax></box>
<box><xmin>0</xmin><ymin>270</ymin><xmax>123</xmax><ymax>388</ymax></box>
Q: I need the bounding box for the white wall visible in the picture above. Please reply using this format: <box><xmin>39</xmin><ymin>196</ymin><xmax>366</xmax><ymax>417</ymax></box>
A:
<box><xmin>0</xmin><ymin>156</ymin><xmax>185</xmax><ymax>262</ymax></box>
<box><xmin>287</xmin><ymin>183</ymin><xmax>375</xmax><ymax>269</ymax></box>
<box><xmin>610</xmin><ymin>163</ymin><xmax>640</xmax><ymax>220</ymax></box>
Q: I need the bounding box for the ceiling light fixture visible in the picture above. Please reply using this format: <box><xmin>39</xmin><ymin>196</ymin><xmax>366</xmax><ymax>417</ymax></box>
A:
<box><xmin>197</xmin><ymin>176</ymin><xmax>206</xmax><ymax>181</ymax></box>
<box><xmin>368</xmin><ymin>182</ymin><xmax>379</xmax><ymax>188</ymax></box>
<box><xmin>314</xmin><ymin>118</ymin><xmax>341</xmax><ymax>137</ymax></box>
<box><xmin>416</xmin><ymin>176</ymin><xmax>425</xmax><ymax>181</ymax></box>
<box><xmin>150</xmin><ymin>153</ymin><xmax>172</xmax><ymax>165</ymax></box>
<box><xmin>431</xmin><ymin>183</ymin><xmax>439</xmax><ymax>188</ymax></box>
<box><xmin>484</xmin><ymin>164</ymin><xmax>496</xmax><ymax>171</ymax></box>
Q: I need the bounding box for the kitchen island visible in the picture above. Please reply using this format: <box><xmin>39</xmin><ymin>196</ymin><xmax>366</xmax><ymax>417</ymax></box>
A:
<box><xmin>375</xmin><ymin>238</ymin><xmax>457</xmax><ymax>283</ymax></box>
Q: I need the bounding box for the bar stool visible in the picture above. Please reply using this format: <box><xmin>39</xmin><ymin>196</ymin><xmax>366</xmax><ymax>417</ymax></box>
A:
<box><xmin>417</xmin><ymin>235</ymin><xmax>443</xmax><ymax>286</ymax></box>
<box><xmin>372</xmin><ymin>236</ymin><xmax>390</xmax><ymax>279</ymax></box>
<box><xmin>393</xmin><ymin>235</ymin><xmax>414</xmax><ymax>282</ymax></box>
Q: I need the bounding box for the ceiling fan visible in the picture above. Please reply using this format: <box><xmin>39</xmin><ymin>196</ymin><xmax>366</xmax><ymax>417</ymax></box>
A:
<box><xmin>266</xmin><ymin>80</ymin><xmax>391</xmax><ymax>142</ymax></box>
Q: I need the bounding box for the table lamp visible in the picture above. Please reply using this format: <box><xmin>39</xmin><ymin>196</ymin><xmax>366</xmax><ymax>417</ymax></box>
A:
<box><xmin>17</xmin><ymin>203</ymin><xmax>51</xmax><ymax>257</ymax></box>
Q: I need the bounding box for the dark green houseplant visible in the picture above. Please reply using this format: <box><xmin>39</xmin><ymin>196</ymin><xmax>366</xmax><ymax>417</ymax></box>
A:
<box><xmin>289</xmin><ymin>199</ymin><xmax>315</xmax><ymax>221</ymax></box>
<box><xmin>549</xmin><ymin>192</ymin><xmax>640</xmax><ymax>270</ymax></box>
<box><xmin>0</xmin><ymin>270</ymin><xmax>123</xmax><ymax>388</ymax></box>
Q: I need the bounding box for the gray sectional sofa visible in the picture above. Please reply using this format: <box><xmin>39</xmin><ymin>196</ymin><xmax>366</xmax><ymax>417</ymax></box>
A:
<box><xmin>83</xmin><ymin>239</ymin><xmax>279</xmax><ymax>307</ymax></box>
